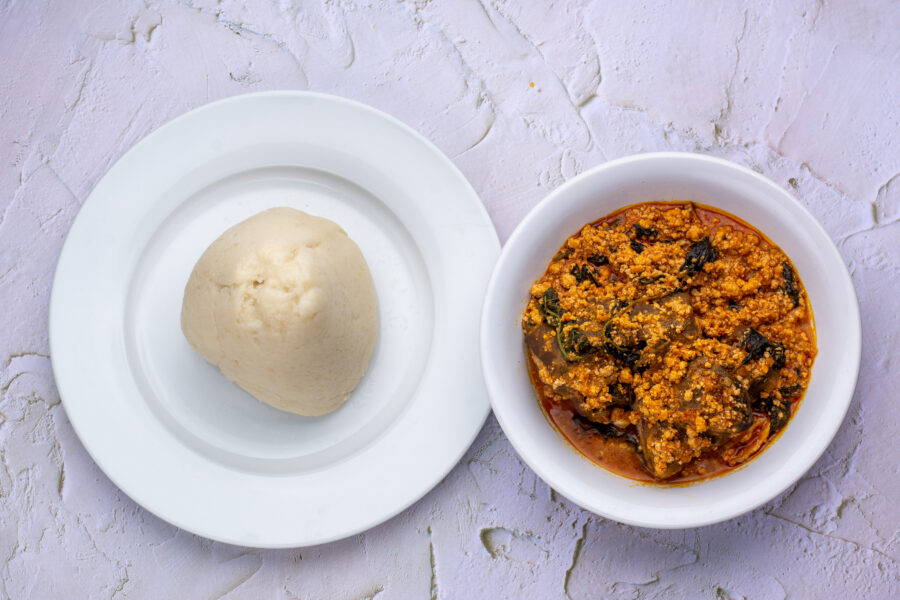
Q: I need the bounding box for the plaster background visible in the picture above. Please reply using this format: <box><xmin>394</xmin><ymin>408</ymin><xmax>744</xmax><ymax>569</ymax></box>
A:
<box><xmin>1</xmin><ymin>1</ymin><xmax>898</xmax><ymax>597</ymax></box>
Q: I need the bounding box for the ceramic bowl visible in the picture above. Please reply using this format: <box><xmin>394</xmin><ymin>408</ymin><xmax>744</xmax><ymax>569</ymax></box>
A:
<box><xmin>480</xmin><ymin>152</ymin><xmax>861</xmax><ymax>528</ymax></box>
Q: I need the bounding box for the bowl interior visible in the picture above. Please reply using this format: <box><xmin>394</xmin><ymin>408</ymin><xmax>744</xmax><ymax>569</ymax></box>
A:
<box><xmin>481</xmin><ymin>153</ymin><xmax>860</xmax><ymax>528</ymax></box>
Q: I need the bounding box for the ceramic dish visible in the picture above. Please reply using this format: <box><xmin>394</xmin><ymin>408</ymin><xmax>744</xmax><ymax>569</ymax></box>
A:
<box><xmin>50</xmin><ymin>92</ymin><xmax>499</xmax><ymax>547</ymax></box>
<box><xmin>480</xmin><ymin>152</ymin><xmax>860</xmax><ymax>528</ymax></box>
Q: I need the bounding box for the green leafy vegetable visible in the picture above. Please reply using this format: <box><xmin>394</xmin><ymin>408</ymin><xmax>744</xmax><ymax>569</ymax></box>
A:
<box><xmin>778</xmin><ymin>383</ymin><xmax>802</xmax><ymax>398</ymax></box>
<box><xmin>601</xmin><ymin>314</ymin><xmax>646</xmax><ymax>367</ymax></box>
<box><xmin>679</xmin><ymin>237</ymin><xmax>718</xmax><ymax>275</ymax></box>
<box><xmin>570</xmin><ymin>263</ymin><xmax>598</xmax><ymax>286</ymax></box>
<box><xmin>604</xmin><ymin>338</ymin><xmax>646</xmax><ymax>367</ymax></box>
<box><xmin>608</xmin><ymin>382</ymin><xmax>634</xmax><ymax>408</ymax></box>
<box><xmin>782</xmin><ymin>262</ymin><xmax>800</xmax><ymax>307</ymax></box>
<box><xmin>637</xmin><ymin>275</ymin><xmax>663</xmax><ymax>285</ymax></box>
<box><xmin>632</xmin><ymin>224</ymin><xmax>658</xmax><ymax>239</ymax></box>
<box><xmin>557</xmin><ymin>320</ymin><xmax>596</xmax><ymax>361</ymax></box>
<box><xmin>740</xmin><ymin>327</ymin><xmax>786</xmax><ymax>370</ymax></box>
<box><xmin>755</xmin><ymin>396</ymin><xmax>791</xmax><ymax>433</ymax></box>
<box><xmin>553</xmin><ymin>247</ymin><xmax>574</xmax><ymax>262</ymax></box>
<box><xmin>539</xmin><ymin>288</ymin><xmax>562</xmax><ymax>328</ymax></box>
<box><xmin>778</xmin><ymin>369</ymin><xmax>804</xmax><ymax>398</ymax></box>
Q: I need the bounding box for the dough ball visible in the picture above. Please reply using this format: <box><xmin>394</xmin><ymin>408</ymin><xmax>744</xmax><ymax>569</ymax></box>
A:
<box><xmin>181</xmin><ymin>207</ymin><xmax>377</xmax><ymax>416</ymax></box>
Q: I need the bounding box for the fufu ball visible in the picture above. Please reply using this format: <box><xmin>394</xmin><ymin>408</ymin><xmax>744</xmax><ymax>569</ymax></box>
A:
<box><xmin>181</xmin><ymin>207</ymin><xmax>377</xmax><ymax>416</ymax></box>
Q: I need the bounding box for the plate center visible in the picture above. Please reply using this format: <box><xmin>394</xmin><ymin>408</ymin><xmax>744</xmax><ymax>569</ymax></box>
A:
<box><xmin>125</xmin><ymin>166</ymin><xmax>433</xmax><ymax>473</ymax></box>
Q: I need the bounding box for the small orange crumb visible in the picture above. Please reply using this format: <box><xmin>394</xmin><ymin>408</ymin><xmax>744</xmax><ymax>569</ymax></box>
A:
<box><xmin>529</xmin><ymin>81</ymin><xmax>535</xmax><ymax>88</ymax></box>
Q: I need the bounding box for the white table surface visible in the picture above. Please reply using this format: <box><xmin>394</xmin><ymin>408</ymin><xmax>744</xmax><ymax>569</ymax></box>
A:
<box><xmin>2</xmin><ymin>1</ymin><xmax>898</xmax><ymax>597</ymax></box>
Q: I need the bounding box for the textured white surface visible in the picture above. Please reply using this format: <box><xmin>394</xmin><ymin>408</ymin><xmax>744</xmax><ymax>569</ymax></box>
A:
<box><xmin>1</xmin><ymin>0</ymin><xmax>898</xmax><ymax>597</ymax></box>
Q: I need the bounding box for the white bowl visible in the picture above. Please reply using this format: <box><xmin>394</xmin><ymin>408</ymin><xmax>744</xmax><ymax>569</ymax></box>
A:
<box><xmin>480</xmin><ymin>152</ymin><xmax>861</xmax><ymax>528</ymax></box>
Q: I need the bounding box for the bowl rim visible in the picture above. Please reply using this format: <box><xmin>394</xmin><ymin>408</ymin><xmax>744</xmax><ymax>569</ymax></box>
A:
<box><xmin>480</xmin><ymin>151</ymin><xmax>861</xmax><ymax>529</ymax></box>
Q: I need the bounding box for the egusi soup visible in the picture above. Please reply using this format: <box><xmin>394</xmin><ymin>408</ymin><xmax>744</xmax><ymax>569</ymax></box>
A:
<box><xmin>521</xmin><ymin>202</ymin><xmax>817</xmax><ymax>483</ymax></box>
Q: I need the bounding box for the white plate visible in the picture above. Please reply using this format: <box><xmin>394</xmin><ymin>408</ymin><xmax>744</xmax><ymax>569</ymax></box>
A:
<box><xmin>50</xmin><ymin>92</ymin><xmax>499</xmax><ymax>547</ymax></box>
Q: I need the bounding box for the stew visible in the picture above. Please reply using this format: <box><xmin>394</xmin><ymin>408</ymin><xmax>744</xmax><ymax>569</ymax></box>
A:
<box><xmin>521</xmin><ymin>202</ymin><xmax>817</xmax><ymax>482</ymax></box>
